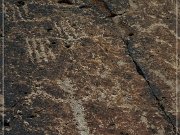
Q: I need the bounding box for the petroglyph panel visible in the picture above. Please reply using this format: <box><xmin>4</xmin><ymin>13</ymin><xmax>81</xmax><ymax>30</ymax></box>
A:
<box><xmin>4</xmin><ymin>0</ymin><xmax>179</xmax><ymax>135</ymax></box>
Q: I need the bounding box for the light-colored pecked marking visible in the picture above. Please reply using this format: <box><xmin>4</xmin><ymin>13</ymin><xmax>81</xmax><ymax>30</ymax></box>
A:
<box><xmin>56</xmin><ymin>78</ymin><xmax>91</xmax><ymax>135</ymax></box>
<box><xmin>31</xmin><ymin>38</ymin><xmax>42</xmax><ymax>62</ymax></box>
<box><xmin>37</xmin><ymin>39</ymin><xmax>49</xmax><ymax>62</ymax></box>
<box><xmin>25</xmin><ymin>38</ymin><xmax>56</xmax><ymax>63</ymax></box>
<box><xmin>149</xmin><ymin>69</ymin><xmax>176</xmax><ymax>91</ymax></box>
<box><xmin>26</xmin><ymin>38</ymin><xmax>34</xmax><ymax>63</ymax></box>
<box><xmin>70</xmin><ymin>98</ymin><xmax>90</xmax><ymax>135</ymax></box>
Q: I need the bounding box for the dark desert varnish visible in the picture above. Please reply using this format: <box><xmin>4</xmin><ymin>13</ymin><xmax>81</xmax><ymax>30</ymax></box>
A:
<box><xmin>91</xmin><ymin>0</ymin><xmax>117</xmax><ymax>17</ymax></box>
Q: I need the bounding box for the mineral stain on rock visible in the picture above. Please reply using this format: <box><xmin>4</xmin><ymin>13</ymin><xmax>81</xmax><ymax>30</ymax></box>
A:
<box><xmin>2</xmin><ymin>0</ymin><xmax>180</xmax><ymax>135</ymax></box>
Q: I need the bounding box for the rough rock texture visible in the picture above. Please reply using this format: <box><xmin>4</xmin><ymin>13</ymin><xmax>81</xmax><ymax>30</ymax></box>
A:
<box><xmin>2</xmin><ymin>0</ymin><xmax>180</xmax><ymax>135</ymax></box>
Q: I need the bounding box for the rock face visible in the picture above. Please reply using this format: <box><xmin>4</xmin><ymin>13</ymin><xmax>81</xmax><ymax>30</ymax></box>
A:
<box><xmin>2</xmin><ymin>0</ymin><xmax>180</xmax><ymax>135</ymax></box>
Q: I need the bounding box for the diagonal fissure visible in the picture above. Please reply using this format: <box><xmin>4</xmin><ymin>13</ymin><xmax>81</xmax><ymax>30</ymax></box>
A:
<box><xmin>122</xmin><ymin>37</ymin><xmax>177</xmax><ymax>132</ymax></box>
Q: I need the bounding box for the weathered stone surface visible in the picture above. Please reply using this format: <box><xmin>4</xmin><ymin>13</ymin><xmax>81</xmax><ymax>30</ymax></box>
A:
<box><xmin>111</xmin><ymin>0</ymin><xmax>180</xmax><ymax>132</ymax></box>
<box><xmin>2</xmin><ymin>0</ymin><xmax>180</xmax><ymax>135</ymax></box>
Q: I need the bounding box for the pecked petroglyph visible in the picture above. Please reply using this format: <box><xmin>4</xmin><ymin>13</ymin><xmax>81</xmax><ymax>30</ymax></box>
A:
<box><xmin>26</xmin><ymin>38</ymin><xmax>56</xmax><ymax>63</ymax></box>
<box><xmin>56</xmin><ymin>78</ymin><xmax>91</xmax><ymax>135</ymax></box>
<box><xmin>5</xmin><ymin>0</ymin><xmax>179</xmax><ymax>134</ymax></box>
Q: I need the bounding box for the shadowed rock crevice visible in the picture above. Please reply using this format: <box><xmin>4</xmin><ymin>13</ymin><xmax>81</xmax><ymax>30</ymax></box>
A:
<box><xmin>58</xmin><ymin>0</ymin><xmax>74</xmax><ymax>5</ymax></box>
<box><xmin>81</xmin><ymin>0</ymin><xmax>117</xmax><ymax>17</ymax></box>
<box><xmin>123</xmin><ymin>37</ymin><xmax>177</xmax><ymax>133</ymax></box>
<box><xmin>96</xmin><ymin>0</ymin><xmax>117</xmax><ymax>17</ymax></box>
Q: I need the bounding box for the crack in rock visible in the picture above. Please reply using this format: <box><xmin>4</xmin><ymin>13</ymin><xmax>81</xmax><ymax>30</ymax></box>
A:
<box><xmin>123</xmin><ymin>37</ymin><xmax>178</xmax><ymax>134</ymax></box>
<box><xmin>82</xmin><ymin>0</ymin><xmax>117</xmax><ymax>17</ymax></box>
